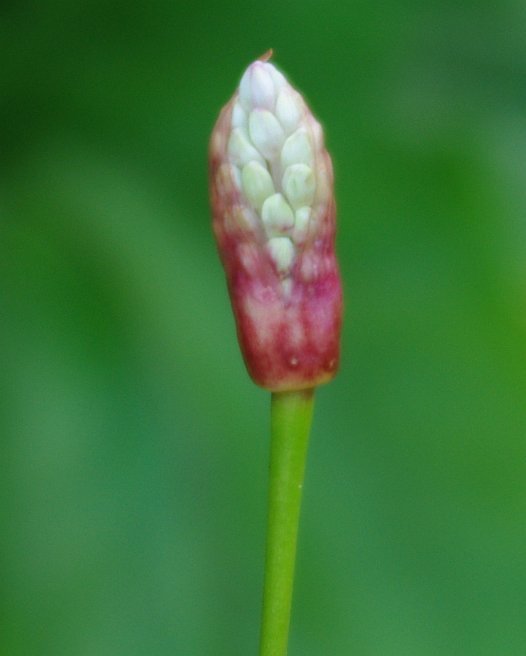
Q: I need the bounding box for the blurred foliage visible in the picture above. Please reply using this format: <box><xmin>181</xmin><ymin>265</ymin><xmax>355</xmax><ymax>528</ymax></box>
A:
<box><xmin>2</xmin><ymin>1</ymin><xmax>526</xmax><ymax>654</ymax></box>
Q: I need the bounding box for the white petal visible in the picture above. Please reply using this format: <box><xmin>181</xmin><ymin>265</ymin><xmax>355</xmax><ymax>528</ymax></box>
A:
<box><xmin>267</xmin><ymin>236</ymin><xmax>295</xmax><ymax>273</ymax></box>
<box><xmin>261</xmin><ymin>193</ymin><xmax>295</xmax><ymax>236</ymax></box>
<box><xmin>293</xmin><ymin>206</ymin><xmax>311</xmax><ymax>243</ymax></box>
<box><xmin>231</xmin><ymin>101</ymin><xmax>247</xmax><ymax>128</ymax></box>
<box><xmin>266</xmin><ymin>63</ymin><xmax>286</xmax><ymax>92</ymax></box>
<box><xmin>283</xmin><ymin>164</ymin><xmax>316</xmax><ymax>209</ymax></box>
<box><xmin>276</xmin><ymin>88</ymin><xmax>303</xmax><ymax>133</ymax></box>
<box><xmin>249</xmin><ymin>109</ymin><xmax>285</xmax><ymax>160</ymax></box>
<box><xmin>281</xmin><ymin>128</ymin><xmax>313</xmax><ymax>169</ymax></box>
<box><xmin>239</xmin><ymin>62</ymin><xmax>276</xmax><ymax>110</ymax></box>
<box><xmin>241</xmin><ymin>161</ymin><xmax>275</xmax><ymax>210</ymax></box>
<box><xmin>228</xmin><ymin>128</ymin><xmax>264</xmax><ymax>166</ymax></box>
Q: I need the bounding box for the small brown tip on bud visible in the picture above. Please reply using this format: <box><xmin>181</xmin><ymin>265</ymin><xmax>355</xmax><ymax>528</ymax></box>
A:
<box><xmin>259</xmin><ymin>49</ymin><xmax>274</xmax><ymax>62</ymax></box>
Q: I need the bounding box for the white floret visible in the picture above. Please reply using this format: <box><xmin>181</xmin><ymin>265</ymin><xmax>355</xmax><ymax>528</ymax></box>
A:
<box><xmin>228</xmin><ymin>60</ymin><xmax>322</xmax><ymax>280</ymax></box>
<box><xmin>282</xmin><ymin>164</ymin><xmax>315</xmax><ymax>209</ymax></box>
<box><xmin>281</xmin><ymin>128</ymin><xmax>313</xmax><ymax>169</ymax></box>
<box><xmin>261</xmin><ymin>193</ymin><xmax>295</xmax><ymax>236</ymax></box>
<box><xmin>228</xmin><ymin>128</ymin><xmax>264</xmax><ymax>166</ymax></box>
<box><xmin>239</xmin><ymin>62</ymin><xmax>276</xmax><ymax>110</ymax></box>
<box><xmin>241</xmin><ymin>161</ymin><xmax>275</xmax><ymax>211</ymax></box>
<box><xmin>267</xmin><ymin>237</ymin><xmax>295</xmax><ymax>273</ymax></box>
<box><xmin>249</xmin><ymin>109</ymin><xmax>285</xmax><ymax>159</ymax></box>
<box><xmin>293</xmin><ymin>207</ymin><xmax>311</xmax><ymax>243</ymax></box>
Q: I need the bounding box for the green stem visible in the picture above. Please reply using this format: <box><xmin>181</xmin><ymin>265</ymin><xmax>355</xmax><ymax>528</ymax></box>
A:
<box><xmin>259</xmin><ymin>388</ymin><xmax>315</xmax><ymax>656</ymax></box>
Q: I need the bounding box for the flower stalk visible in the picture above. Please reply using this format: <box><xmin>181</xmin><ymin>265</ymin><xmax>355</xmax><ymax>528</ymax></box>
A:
<box><xmin>260</xmin><ymin>389</ymin><xmax>314</xmax><ymax>656</ymax></box>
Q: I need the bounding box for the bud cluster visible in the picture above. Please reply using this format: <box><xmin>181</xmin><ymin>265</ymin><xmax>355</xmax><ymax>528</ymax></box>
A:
<box><xmin>210</xmin><ymin>57</ymin><xmax>342</xmax><ymax>391</ymax></box>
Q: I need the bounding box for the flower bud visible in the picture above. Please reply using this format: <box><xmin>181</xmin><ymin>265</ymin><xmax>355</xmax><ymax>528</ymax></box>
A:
<box><xmin>209</xmin><ymin>55</ymin><xmax>342</xmax><ymax>391</ymax></box>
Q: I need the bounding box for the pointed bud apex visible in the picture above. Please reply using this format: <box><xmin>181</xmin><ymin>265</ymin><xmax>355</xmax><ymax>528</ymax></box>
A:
<box><xmin>209</xmin><ymin>56</ymin><xmax>342</xmax><ymax>391</ymax></box>
<box><xmin>239</xmin><ymin>62</ymin><xmax>276</xmax><ymax>110</ymax></box>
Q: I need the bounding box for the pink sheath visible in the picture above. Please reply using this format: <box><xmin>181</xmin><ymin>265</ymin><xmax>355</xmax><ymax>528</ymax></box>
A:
<box><xmin>209</xmin><ymin>93</ymin><xmax>342</xmax><ymax>392</ymax></box>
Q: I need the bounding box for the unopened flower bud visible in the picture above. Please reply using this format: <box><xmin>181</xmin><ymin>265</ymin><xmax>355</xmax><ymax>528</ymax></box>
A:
<box><xmin>261</xmin><ymin>193</ymin><xmax>295</xmax><ymax>236</ymax></box>
<box><xmin>276</xmin><ymin>87</ymin><xmax>303</xmax><ymax>134</ymax></box>
<box><xmin>282</xmin><ymin>163</ymin><xmax>316</xmax><ymax>209</ymax></box>
<box><xmin>241</xmin><ymin>161</ymin><xmax>275</xmax><ymax>211</ymax></box>
<box><xmin>281</xmin><ymin>128</ymin><xmax>313</xmax><ymax>169</ymax></box>
<box><xmin>239</xmin><ymin>61</ymin><xmax>276</xmax><ymax>110</ymax></box>
<box><xmin>249</xmin><ymin>109</ymin><xmax>286</xmax><ymax>159</ymax></box>
<box><xmin>209</xmin><ymin>55</ymin><xmax>342</xmax><ymax>391</ymax></box>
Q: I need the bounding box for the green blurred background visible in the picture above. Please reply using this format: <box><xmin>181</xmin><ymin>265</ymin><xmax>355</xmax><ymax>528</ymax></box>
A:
<box><xmin>2</xmin><ymin>1</ymin><xmax>526</xmax><ymax>654</ymax></box>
